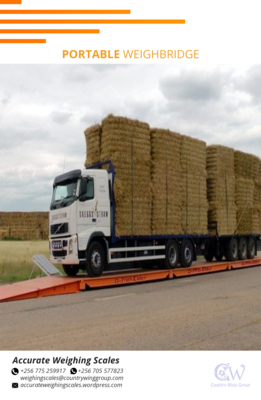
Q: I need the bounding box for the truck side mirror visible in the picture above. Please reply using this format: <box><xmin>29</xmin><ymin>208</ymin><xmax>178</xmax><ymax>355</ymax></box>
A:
<box><xmin>79</xmin><ymin>178</ymin><xmax>87</xmax><ymax>198</ymax></box>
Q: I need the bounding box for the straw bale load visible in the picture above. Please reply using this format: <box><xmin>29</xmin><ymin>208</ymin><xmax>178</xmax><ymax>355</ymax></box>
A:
<box><xmin>206</xmin><ymin>145</ymin><xmax>237</xmax><ymax>236</ymax></box>
<box><xmin>83</xmin><ymin>115</ymin><xmax>261</xmax><ymax>238</ymax></box>
<box><xmin>234</xmin><ymin>151</ymin><xmax>261</xmax><ymax>234</ymax></box>
<box><xmin>101</xmin><ymin>115</ymin><xmax>151</xmax><ymax>236</ymax></box>
<box><xmin>181</xmin><ymin>136</ymin><xmax>208</xmax><ymax>234</ymax></box>
<box><xmin>84</xmin><ymin>124</ymin><xmax>101</xmax><ymax>166</ymax></box>
<box><xmin>150</xmin><ymin>128</ymin><xmax>182</xmax><ymax>234</ymax></box>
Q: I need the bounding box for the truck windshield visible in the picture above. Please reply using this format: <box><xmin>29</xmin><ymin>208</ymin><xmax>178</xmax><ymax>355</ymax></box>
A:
<box><xmin>50</xmin><ymin>179</ymin><xmax>78</xmax><ymax>210</ymax></box>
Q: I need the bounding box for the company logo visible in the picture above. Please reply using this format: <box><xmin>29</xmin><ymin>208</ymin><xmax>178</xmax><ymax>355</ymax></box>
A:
<box><xmin>214</xmin><ymin>363</ymin><xmax>245</xmax><ymax>381</ymax></box>
<box><xmin>211</xmin><ymin>363</ymin><xmax>250</xmax><ymax>388</ymax></box>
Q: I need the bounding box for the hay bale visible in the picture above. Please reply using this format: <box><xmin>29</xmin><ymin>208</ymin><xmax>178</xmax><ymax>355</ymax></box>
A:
<box><xmin>206</xmin><ymin>145</ymin><xmax>237</xmax><ymax>236</ymax></box>
<box><xmin>84</xmin><ymin>124</ymin><xmax>101</xmax><ymax>166</ymax></box>
<box><xmin>252</xmin><ymin>206</ymin><xmax>261</xmax><ymax>234</ymax></box>
<box><xmin>235</xmin><ymin>178</ymin><xmax>254</xmax><ymax>208</ymax></box>
<box><xmin>234</xmin><ymin>151</ymin><xmax>260</xmax><ymax>180</ymax></box>
<box><xmin>208</xmin><ymin>206</ymin><xmax>237</xmax><ymax>236</ymax></box>
<box><xmin>236</xmin><ymin>208</ymin><xmax>255</xmax><ymax>235</ymax></box>
<box><xmin>181</xmin><ymin>135</ymin><xmax>206</xmax><ymax>174</ymax></box>
<box><xmin>181</xmin><ymin>136</ymin><xmax>208</xmax><ymax>234</ymax></box>
<box><xmin>0</xmin><ymin>212</ymin><xmax>49</xmax><ymax>240</ymax></box>
<box><xmin>0</xmin><ymin>229</ymin><xmax>9</xmax><ymax>240</ymax></box>
<box><xmin>101</xmin><ymin>114</ymin><xmax>151</xmax><ymax>236</ymax></box>
<box><xmin>151</xmin><ymin>128</ymin><xmax>182</xmax><ymax>234</ymax></box>
<box><xmin>234</xmin><ymin>151</ymin><xmax>261</xmax><ymax>235</ymax></box>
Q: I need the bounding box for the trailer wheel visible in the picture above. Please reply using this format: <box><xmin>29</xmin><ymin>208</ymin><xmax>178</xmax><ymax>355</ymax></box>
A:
<box><xmin>86</xmin><ymin>241</ymin><xmax>106</xmax><ymax>277</ymax></box>
<box><xmin>161</xmin><ymin>240</ymin><xmax>179</xmax><ymax>269</ymax></box>
<box><xmin>180</xmin><ymin>239</ymin><xmax>193</xmax><ymax>268</ymax></box>
<box><xmin>238</xmin><ymin>237</ymin><xmax>247</xmax><ymax>260</ymax></box>
<box><xmin>247</xmin><ymin>236</ymin><xmax>256</xmax><ymax>259</ymax></box>
<box><xmin>225</xmin><ymin>237</ymin><xmax>238</xmax><ymax>261</ymax></box>
<box><xmin>62</xmin><ymin>265</ymin><xmax>80</xmax><ymax>277</ymax></box>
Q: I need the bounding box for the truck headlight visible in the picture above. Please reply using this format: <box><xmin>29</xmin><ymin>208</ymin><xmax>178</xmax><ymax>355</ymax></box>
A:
<box><xmin>69</xmin><ymin>239</ymin><xmax>73</xmax><ymax>254</ymax></box>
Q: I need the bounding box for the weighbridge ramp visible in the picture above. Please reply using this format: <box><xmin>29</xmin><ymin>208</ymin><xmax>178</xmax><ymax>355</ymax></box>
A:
<box><xmin>0</xmin><ymin>256</ymin><xmax>260</xmax><ymax>303</ymax></box>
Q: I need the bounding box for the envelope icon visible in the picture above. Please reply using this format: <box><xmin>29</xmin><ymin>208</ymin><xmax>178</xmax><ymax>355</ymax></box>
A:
<box><xmin>12</xmin><ymin>383</ymin><xmax>19</xmax><ymax>388</ymax></box>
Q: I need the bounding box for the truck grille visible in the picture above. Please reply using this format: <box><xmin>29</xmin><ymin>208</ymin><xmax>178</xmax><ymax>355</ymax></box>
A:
<box><xmin>52</xmin><ymin>250</ymin><xmax>67</xmax><ymax>257</ymax></box>
<box><xmin>50</xmin><ymin>223</ymin><xmax>68</xmax><ymax>235</ymax></box>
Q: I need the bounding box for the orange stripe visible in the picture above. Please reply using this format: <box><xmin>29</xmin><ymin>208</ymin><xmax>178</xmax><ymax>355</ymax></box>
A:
<box><xmin>0</xmin><ymin>39</ymin><xmax>46</xmax><ymax>43</ymax></box>
<box><xmin>0</xmin><ymin>29</ymin><xmax>100</xmax><ymax>33</ymax></box>
<box><xmin>0</xmin><ymin>19</ymin><xmax>185</xmax><ymax>24</ymax></box>
<box><xmin>0</xmin><ymin>0</ymin><xmax>21</xmax><ymax>3</ymax></box>
<box><xmin>0</xmin><ymin>9</ymin><xmax>131</xmax><ymax>15</ymax></box>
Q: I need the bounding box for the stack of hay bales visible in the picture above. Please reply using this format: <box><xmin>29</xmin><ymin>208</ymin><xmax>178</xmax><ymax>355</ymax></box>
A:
<box><xmin>83</xmin><ymin>115</ymin><xmax>261</xmax><ymax>238</ymax></box>
<box><xmin>206</xmin><ymin>145</ymin><xmax>237</xmax><ymax>236</ymax></box>
<box><xmin>181</xmin><ymin>136</ymin><xmax>208</xmax><ymax>234</ymax></box>
<box><xmin>0</xmin><ymin>212</ymin><xmax>49</xmax><ymax>240</ymax></box>
<box><xmin>84</xmin><ymin>124</ymin><xmax>101</xmax><ymax>166</ymax></box>
<box><xmin>100</xmin><ymin>115</ymin><xmax>151</xmax><ymax>236</ymax></box>
<box><xmin>150</xmin><ymin>129</ymin><xmax>182</xmax><ymax>235</ymax></box>
<box><xmin>234</xmin><ymin>151</ymin><xmax>261</xmax><ymax>234</ymax></box>
<box><xmin>253</xmin><ymin>163</ymin><xmax>261</xmax><ymax>233</ymax></box>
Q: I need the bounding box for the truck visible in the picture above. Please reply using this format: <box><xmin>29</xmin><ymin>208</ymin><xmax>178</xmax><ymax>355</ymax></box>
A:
<box><xmin>49</xmin><ymin>160</ymin><xmax>259</xmax><ymax>277</ymax></box>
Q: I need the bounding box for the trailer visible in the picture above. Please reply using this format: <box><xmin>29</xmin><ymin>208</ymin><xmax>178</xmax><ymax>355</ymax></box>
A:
<box><xmin>49</xmin><ymin>161</ymin><xmax>260</xmax><ymax>277</ymax></box>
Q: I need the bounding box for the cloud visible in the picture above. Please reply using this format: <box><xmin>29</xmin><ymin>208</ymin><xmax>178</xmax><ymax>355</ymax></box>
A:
<box><xmin>0</xmin><ymin>64</ymin><xmax>260</xmax><ymax>211</ymax></box>
<box><xmin>50</xmin><ymin>111</ymin><xmax>73</xmax><ymax>125</ymax></box>
<box><xmin>236</xmin><ymin>65</ymin><xmax>261</xmax><ymax>103</ymax></box>
<box><xmin>160</xmin><ymin>69</ymin><xmax>227</xmax><ymax>102</ymax></box>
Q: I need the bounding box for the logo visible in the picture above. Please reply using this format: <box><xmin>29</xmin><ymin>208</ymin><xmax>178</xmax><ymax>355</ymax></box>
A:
<box><xmin>211</xmin><ymin>363</ymin><xmax>250</xmax><ymax>388</ymax></box>
<box><xmin>214</xmin><ymin>363</ymin><xmax>245</xmax><ymax>381</ymax></box>
<box><xmin>11</xmin><ymin>368</ymin><xmax>19</xmax><ymax>376</ymax></box>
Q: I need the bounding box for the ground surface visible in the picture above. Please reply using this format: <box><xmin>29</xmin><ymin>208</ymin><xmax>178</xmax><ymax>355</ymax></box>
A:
<box><xmin>0</xmin><ymin>264</ymin><xmax>260</xmax><ymax>350</ymax></box>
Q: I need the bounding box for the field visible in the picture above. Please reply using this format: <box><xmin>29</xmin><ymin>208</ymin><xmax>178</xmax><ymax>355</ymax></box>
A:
<box><xmin>0</xmin><ymin>241</ymin><xmax>62</xmax><ymax>283</ymax></box>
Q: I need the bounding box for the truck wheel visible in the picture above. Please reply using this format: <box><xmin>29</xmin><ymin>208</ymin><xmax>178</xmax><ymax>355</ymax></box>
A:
<box><xmin>238</xmin><ymin>237</ymin><xmax>247</xmax><ymax>260</ymax></box>
<box><xmin>62</xmin><ymin>265</ymin><xmax>80</xmax><ymax>277</ymax></box>
<box><xmin>162</xmin><ymin>240</ymin><xmax>179</xmax><ymax>269</ymax></box>
<box><xmin>86</xmin><ymin>241</ymin><xmax>106</xmax><ymax>277</ymax></box>
<box><xmin>180</xmin><ymin>239</ymin><xmax>193</xmax><ymax>268</ymax></box>
<box><xmin>247</xmin><ymin>236</ymin><xmax>256</xmax><ymax>259</ymax></box>
<box><xmin>225</xmin><ymin>237</ymin><xmax>238</xmax><ymax>261</ymax></box>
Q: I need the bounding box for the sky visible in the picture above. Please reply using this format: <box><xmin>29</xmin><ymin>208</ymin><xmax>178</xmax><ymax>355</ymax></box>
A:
<box><xmin>0</xmin><ymin>64</ymin><xmax>261</xmax><ymax>211</ymax></box>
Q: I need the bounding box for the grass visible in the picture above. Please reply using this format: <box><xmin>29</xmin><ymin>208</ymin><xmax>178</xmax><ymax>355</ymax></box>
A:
<box><xmin>0</xmin><ymin>241</ymin><xmax>63</xmax><ymax>284</ymax></box>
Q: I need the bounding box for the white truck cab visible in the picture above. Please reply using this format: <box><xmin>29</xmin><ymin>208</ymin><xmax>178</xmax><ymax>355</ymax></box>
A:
<box><xmin>49</xmin><ymin>168</ymin><xmax>111</xmax><ymax>276</ymax></box>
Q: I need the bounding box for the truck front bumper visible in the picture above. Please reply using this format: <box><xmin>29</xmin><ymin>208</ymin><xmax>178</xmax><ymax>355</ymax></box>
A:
<box><xmin>50</xmin><ymin>235</ymin><xmax>79</xmax><ymax>265</ymax></box>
